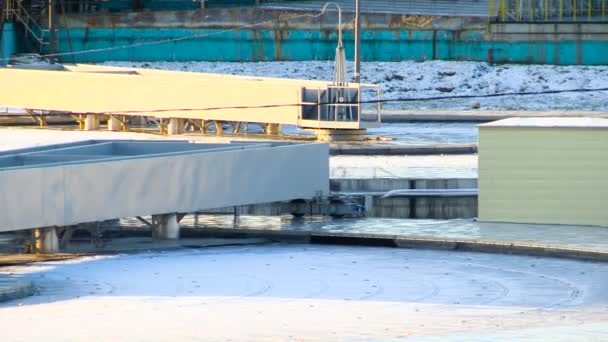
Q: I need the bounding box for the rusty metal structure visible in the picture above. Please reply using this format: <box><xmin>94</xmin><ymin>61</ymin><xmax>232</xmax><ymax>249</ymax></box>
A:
<box><xmin>490</xmin><ymin>0</ymin><xmax>608</xmax><ymax>22</ymax></box>
<box><xmin>2</xmin><ymin>0</ymin><xmax>608</xmax><ymax>66</ymax></box>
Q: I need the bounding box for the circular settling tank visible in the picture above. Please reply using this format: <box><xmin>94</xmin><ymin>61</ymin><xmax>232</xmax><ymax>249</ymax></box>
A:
<box><xmin>1</xmin><ymin>245</ymin><xmax>607</xmax><ymax>340</ymax></box>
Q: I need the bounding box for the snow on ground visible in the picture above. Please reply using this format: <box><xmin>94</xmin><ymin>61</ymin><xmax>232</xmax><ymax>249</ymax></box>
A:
<box><xmin>1</xmin><ymin>245</ymin><xmax>608</xmax><ymax>341</ymax></box>
<box><xmin>104</xmin><ymin>60</ymin><xmax>608</xmax><ymax>111</ymax></box>
<box><xmin>0</xmin><ymin>128</ymin><xmax>231</xmax><ymax>152</ymax></box>
<box><xmin>330</xmin><ymin>154</ymin><xmax>478</xmax><ymax>178</ymax></box>
<box><xmin>0</xmin><ymin>128</ymin><xmax>163</xmax><ymax>152</ymax></box>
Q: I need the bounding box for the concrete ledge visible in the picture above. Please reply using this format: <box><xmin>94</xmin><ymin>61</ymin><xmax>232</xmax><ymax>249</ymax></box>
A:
<box><xmin>381</xmin><ymin>110</ymin><xmax>608</xmax><ymax>123</ymax></box>
<box><xmin>394</xmin><ymin>237</ymin><xmax>608</xmax><ymax>262</ymax></box>
<box><xmin>0</xmin><ymin>277</ymin><xmax>34</xmax><ymax>303</ymax></box>
<box><xmin>183</xmin><ymin>228</ymin><xmax>608</xmax><ymax>262</ymax></box>
<box><xmin>330</xmin><ymin>143</ymin><xmax>477</xmax><ymax>155</ymax></box>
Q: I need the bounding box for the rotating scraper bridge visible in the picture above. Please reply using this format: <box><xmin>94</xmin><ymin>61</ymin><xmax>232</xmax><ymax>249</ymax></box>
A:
<box><xmin>0</xmin><ymin>61</ymin><xmax>384</xmax><ymax>253</ymax></box>
<box><xmin>0</xmin><ymin>64</ymin><xmax>382</xmax><ymax>138</ymax></box>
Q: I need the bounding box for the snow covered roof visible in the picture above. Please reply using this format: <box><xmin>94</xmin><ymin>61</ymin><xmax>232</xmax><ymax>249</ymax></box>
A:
<box><xmin>480</xmin><ymin>117</ymin><xmax>608</xmax><ymax>128</ymax></box>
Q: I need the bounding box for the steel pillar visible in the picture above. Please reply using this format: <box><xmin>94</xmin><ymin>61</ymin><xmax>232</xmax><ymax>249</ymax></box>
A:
<box><xmin>34</xmin><ymin>227</ymin><xmax>59</xmax><ymax>253</ymax></box>
<box><xmin>167</xmin><ymin>118</ymin><xmax>183</xmax><ymax>135</ymax></box>
<box><xmin>267</xmin><ymin>123</ymin><xmax>281</xmax><ymax>136</ymax></box>
<box><xmin>107</xmin><ymin>115</ymin><xmax>122</xmax><ymax>131</ymax></box>
<box><xmin>354</xmin><ymin>0</ymin><xmax>361</xmax><ymax>83</ymax></box>
<box><xmin>83</xmin><ymin>114</ymin><xmax>99</xmax><ymax>130</ymax></box>
<box><xmin>151</xmin><ymin>214</ymin><xmax>180</xmax><ymax>239</ymax></box>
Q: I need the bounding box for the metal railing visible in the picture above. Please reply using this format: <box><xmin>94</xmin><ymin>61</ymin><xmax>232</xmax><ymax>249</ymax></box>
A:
<box><xmin>490</xmin><ymin>0</ymin><xmax>608</xmax><ymax>22</ymax></box>
<box><xmin>300</xmin><ymin>84</ymin><xmax>381</xmax><ymax>125</ymax></box>
<box><xmin>4</xmin><ymin>0</ymin><xmax>49</xmax><ymax>50</ymax></box>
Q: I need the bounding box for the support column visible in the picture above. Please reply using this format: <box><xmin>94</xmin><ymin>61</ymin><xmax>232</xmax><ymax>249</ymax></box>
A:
<box><xmin>83</xmin><ymin>114</ymin><xmax>99</xmax><ymax>131</ymax></box>
<box><xmin>364</xmin><ymin>195</ymin><xmax>374</xmax><ymax>213</ymax></box>
<box><xmin>167</xmin><ymin>118</ymin><xmax>183</xmax><ymax>135</ymax></box>
<box><xmin>107</xmin><ymin>115</ymin><xmax>122</xmax><ymax>131</ymax></box>
<box><xmin>267</xmin><ymin>123</ymin><xmax>281</xmax><ymax>136</ymax></box>
<box><xmin>34</xmin><ymin>227</ymin><xmax>59</xmax><ymax>254</ymax></box>
<box><xmin>151</xmin><ymin>214</ymin><xmax>180</xmax><ymax>239</ymax></box>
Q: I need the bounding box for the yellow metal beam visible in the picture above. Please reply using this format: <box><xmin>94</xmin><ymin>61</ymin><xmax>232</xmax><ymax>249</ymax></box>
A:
<box><xmin>0</xmin><ymin>67</ymin><xmax>311</xmax><ymax>125</ymax></box>
<box><xmin>1</xmin><ymin>65</ymin><xmax>380</xmax><ymax>130</ymax></box>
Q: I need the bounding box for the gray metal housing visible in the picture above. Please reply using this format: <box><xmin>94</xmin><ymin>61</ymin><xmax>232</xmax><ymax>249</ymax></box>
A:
<box><xmin>0</xmin><ymin>140</ymin><xmax>329</xmax><ymax>232</ymax></box>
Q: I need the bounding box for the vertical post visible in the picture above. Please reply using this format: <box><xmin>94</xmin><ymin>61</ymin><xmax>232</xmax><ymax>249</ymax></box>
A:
<box><xmin>167</xmin><ymin>117</ymin><xmax>183</xmax><ymax>135</ymax></box>
<box><xmin>107</xmin><ymin>115</ymin><xmax>121</xmax><ymax>131</ymax></box>
<box><xmin>354</xmin><ymin>0</ymin><xmax>361</xmax><ymax>83</ymax></box>
<box><xmin>34</xmin><ymin>227</ymin><xmax>59</xmax><ymax>253</ymax></box>
<box><xmin>317</xmin><ymin>88</ymin><xmax>321</xmax><ymax>121</ymax></box>
<box><xmin>151</xmin><ymin>214</ymin><xmax>180</xmax><ymax>239</ymax></box>
<box><xmin>48</xmin><ymin>0</ymin><xmax>55</xmax><ymax>59</ymax></box>
<box><xmin>530</xmin><ymin>0</ymin><xmax>534</xmax><ymax>21</ymax></box>
<box><xmin>267</xmin><ymin>123</ymin><xmax>281</xmax><ymax>135</ymax></box>
<box><xmin>84</xmin><ymin>114</ymin><xmax>99</xmax><ymax>130</ymax></box>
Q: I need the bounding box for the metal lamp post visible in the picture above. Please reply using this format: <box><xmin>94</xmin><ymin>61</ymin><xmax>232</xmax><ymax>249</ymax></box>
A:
<box><xmin>320</xmin><ymin>2</ymin><xmax>346</xmax><ymax>86</ymax></box>
<box><xmin>354</xmin><ymin>0</ymin><xmax>361</xmax><ymax>83</ymax></box>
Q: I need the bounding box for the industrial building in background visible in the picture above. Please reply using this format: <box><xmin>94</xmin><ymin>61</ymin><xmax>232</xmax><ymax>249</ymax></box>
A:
<box><xmin>1</xmin><ymin>0</ymin><xmax>607</xmax><ymax>65</ymax></box>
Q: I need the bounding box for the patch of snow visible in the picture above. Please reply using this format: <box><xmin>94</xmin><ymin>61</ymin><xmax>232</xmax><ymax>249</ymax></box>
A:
<box><xmin>481</xmin><ymin>116</ymin><xmax>608</xmax><ymax>128</ymax></box>
<box><xmin>0</xmin><ymin>128</ymin><xmax>163</xmax><ymax>152</ymax></box>
<box><xmin>103</xmin><ymin>60</ymin><xmax>608</xmax><ymax>111</ymax></box>
<box><xmin>330</xmin><ymin>154</ymin><xmax>478</xmax><ymax>178</ymax></box>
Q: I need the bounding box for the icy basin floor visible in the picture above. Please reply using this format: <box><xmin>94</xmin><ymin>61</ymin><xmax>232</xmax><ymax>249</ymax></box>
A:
<box><xmin>1</xmin><ymin>245</ymin><xmax>607</xmax><ymax>341</ymax></box>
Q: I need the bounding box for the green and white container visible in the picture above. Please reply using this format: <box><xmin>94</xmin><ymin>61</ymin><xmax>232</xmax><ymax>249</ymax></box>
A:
<box><xmin>479</xmin><ymin>117</ymin><xmax>608</xmax><ymax>227</ymax></box>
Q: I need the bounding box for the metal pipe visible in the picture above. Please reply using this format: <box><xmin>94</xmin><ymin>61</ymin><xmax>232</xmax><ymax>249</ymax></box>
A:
<box><xmin>320</xmin><ymin>2</ymin><xmax>342</xmax><ymax>45</ymax></box>
<box><xmin>354</xmin><ymin>0</ymin><xmax>361</xmax><ymax>83</ymax></box>
<box><xmin>381</xmin><ymin>188</ymin><xmax>479</xmax><ymax>198</ymax></box>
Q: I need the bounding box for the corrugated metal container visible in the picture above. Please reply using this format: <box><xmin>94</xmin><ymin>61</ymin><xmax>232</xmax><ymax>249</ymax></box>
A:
<box><xmin>478</xmin><ymin>117</ymin><xmax>608</xmax><ymax>227</ymax></box>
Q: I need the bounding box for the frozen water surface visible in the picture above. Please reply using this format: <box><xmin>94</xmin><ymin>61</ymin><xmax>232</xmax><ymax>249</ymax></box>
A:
<box><xmin>1</xmin><ymin>245</ymin><xmax>607</xmax><ymax>341</ymax></box>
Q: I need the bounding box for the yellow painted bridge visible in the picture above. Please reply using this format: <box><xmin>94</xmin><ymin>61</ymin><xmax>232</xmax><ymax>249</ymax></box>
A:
<box><xmin>0</xmin><ymin>64</ymin><xmax>381</xmax><ymax>134</ymax></box>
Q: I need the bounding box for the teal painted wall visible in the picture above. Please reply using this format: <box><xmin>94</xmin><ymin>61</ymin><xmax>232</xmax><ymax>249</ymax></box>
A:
<box><xmin>1</xmin><ymin>23</ymin><xmax>18</xmax><ymax>66</ymax></box>
<box><xmin>41</xmin><ymin>27</ymin><xmax>608</xmax><ymax>65</ymax></box>
<box><xmin>98</xmin><ymin>0</ymin><xmax>255</xmax><ymax>11</ymax></box>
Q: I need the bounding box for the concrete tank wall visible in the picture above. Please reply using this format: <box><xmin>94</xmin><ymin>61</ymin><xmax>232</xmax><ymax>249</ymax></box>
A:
<box><xmin>38</xmin><ymin>9</ymin><xmax>608</xmax><ymax>65</ymax></box>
